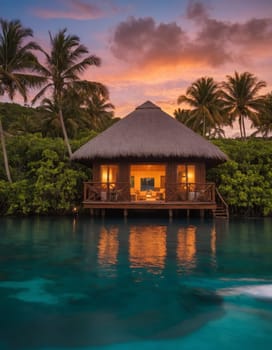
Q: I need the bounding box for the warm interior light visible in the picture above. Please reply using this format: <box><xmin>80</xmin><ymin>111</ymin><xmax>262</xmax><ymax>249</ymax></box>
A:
<box><xmin>101</xmin><ymin>168</ymin><xmax>108</xmax><ymax>182</ymax></box>
<box><xmin>101</xmin><ymin>165</ymin><xmax>117</xmax><ymax>183</ymax></box>
<box><xmin>187</xmin><ymin>171</ymin><xmax>194</xmax><ymax>182</ymax></box>
<box><xmin>177</xmin><ymin>165</ymin><xmax>195</xmax><ymax>183</ymax></box>
<box><xmin>130</xmin><ymin>164</ymin><xmax>166</xmax><ymax>197</ymax></box>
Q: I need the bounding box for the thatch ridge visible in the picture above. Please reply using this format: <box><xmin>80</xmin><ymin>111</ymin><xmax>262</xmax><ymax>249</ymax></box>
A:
<box><xmin>71</xmin><ymin>101</ymin><xmax>228</xmax><ymax>164</ymax></box>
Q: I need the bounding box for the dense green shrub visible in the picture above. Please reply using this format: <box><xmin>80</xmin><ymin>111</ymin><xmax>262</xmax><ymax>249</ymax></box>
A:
<box><xmin>210</xmin><ymin>139</ymin><xmax>272</xmax><ymax>216</ymax></box>
<box><xmin>0</xmin><ymin>134</ymin><xmax>90</xmax><ymax>215</ymax></box>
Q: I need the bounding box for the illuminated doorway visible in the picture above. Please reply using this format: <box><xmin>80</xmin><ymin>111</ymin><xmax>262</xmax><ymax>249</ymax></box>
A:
<box><xmin>130</xmin><ymin>164</ymin><xmax>166</xmax><ymax>201</ymax></box>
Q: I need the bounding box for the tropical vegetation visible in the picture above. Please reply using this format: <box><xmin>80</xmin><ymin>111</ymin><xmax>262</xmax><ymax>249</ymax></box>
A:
<box><xmin>0</xmin><ymin>18</ymin><xmax>45</xmax><ymax>182</ymax></box>
<box><xmin>32</xmin><ymin>28</ymin><xmax>108</xmax><ymax>157</ymax></box>
<box><xmin>176</xmin><ymin>72</ymin><xmax>268</xmax><ymax>139</ymax></box>
<box><xmin>1</xmin><ymin>18</ymin><xmax>272</xmax><ymax>217</ymax></box>
<box><xmin>177</xmin><ymin>77</ymin><xmax>227</xmax><ymax>137</ymax></box>
<box><xmin>209</xmin><ymin>139</ymin><xmax>272</xmax><ymax>217</ymax></box>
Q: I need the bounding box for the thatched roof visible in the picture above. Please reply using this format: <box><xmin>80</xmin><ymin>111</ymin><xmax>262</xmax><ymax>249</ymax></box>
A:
<box><xmin>71</xmin><ymin>101</ymin><xmax>228</xmax><ymax>164</ymax></box>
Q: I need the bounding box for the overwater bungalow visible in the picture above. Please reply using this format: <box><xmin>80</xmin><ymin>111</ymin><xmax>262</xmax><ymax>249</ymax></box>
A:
<box><xmin>71</xmin><ymin>101</ymin><xmax>228</xmax><ymax>218</ymax></box>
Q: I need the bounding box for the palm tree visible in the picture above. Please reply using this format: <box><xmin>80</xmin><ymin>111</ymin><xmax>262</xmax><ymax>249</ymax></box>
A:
<box><xmin>174</xmin><ymin>108</ymin><xmax>202</xmax><ymax>133</ymax></box>
<box><xmin>83</xmin><ymin>92</ymin><xmax>114</xmax><ymax>132</ymax></box>
<box><xmin>177</xmin><ymin>77</ymin><xmax>225</xmax><ymax>137</ymax></box>
<box><xmin>38</xmin><ymin>81</ymin><xmax>112</xmax><ymax>138</ymax></box>
<box><xmin>33</xmin><ymin>29</ymin><xmax>103</xmax><ymax>157</ymax></box>
<box><xmin>38</xmin><ymin>96</ymin><xmax>86</xmax><ymax>138</ymax></box>
<box><xmin>0</xmin><ymin>18</ymin><xmax>44</xmax><ymax>182</ymax></box>
<box><xmin>221</xmin><ymin>71</ymin><xmax>266</xmax><ymax>139</ymax></box>
<box><xmin>251</xmin><ymin>92</ymin><xmax>272</xmax><ymax>137</ymax></box>
<box><xmin>63</xmin><ymin>80</ymin><xmax>113</xmax><ymax>132</ymax></box>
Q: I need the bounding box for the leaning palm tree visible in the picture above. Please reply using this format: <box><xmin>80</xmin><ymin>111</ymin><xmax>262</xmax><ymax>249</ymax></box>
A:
<box><xmin>0</xmin><ymin>18</ymin><xmax>44</xmax><ymax>182</ymax></box>
<box><xmin>32</xmin><ymin>29</ymin><xmax>103</xmax><ymax>157</ymax></box>
<box><xmin>177</xmin><ymin>77</ymin><xmax>225</xmax><ymax>137</ymax></box>
<box><xmin>221</xmin><ymin>71</ymin><xmax>266</xmax><ymax>140</ymax></box>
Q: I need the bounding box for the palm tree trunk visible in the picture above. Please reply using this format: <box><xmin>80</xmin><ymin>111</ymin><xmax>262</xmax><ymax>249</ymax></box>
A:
<box><xmin>242</xmin><ymin>115</ymin><xmax>247</xmax><ymax>139</ymax></box>
<box><xmin>0</xmin><ymin>119</ymin><xmax>12</xmax><ymax>182</ymax></box>
<box><xmin>238</xmin><ymin>115</ymin><xmax>243</xmax><ymax>139</ymax></box>
<box><xmin>58</xmin><ymin>108</ymin><xmax>72</xmax><ymax>158</ymax></box>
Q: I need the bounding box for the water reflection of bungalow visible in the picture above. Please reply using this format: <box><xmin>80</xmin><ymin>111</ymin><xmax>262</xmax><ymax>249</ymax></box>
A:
<box><xmin>98</xmin><ymin>227</ymin><xmax>119</xmax><ymax>266</ymax></box>
<box><xmin>129</xmin><ymin>226</ymin><xmax>167</xmax><ymax>271</ymax></box>
<box><xmin>95</xmin><ymin>223</ymin><xmax>219</xmax><ymax>274</ymax></box>
<box><xmin>71</xmin><ymin>101</ymin><xmax>228</xmax><ymax>218</ymax></box>
<box><xmin>177</xmin><ymin>226</ymin><xmax>197</xmax><ymax>270</ymax></box>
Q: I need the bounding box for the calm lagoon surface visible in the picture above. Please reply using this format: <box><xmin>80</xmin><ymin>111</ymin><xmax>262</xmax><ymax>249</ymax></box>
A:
<box><xmin>0</xmin><ymin>215</ymin><xmax>272</xmax><ymax>350</ymax></box>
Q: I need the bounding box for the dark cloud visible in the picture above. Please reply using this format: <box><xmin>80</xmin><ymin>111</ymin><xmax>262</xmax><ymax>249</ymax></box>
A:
<box><xmin>111</xmin><ymin>16</ymin><xmax>188</xmax><ymax>64</ymax></box>
<box><xmin>230</xmin><ymin>18</ymin><xmax>272</xmax><ymax>44</ymax></box>
<box><xmin>110</xmin><ymin>2</ymin><xmax>272</xmax><ymax>69</ymax></box>
<box><xmin>186</xmin><ymin>1</ymin><xmax>209</xmax><ymax>21</ymax></box>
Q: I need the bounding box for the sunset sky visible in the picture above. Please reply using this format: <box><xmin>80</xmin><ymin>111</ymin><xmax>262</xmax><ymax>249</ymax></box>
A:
<box><xmin>1</xmin><ymin>0</ymin><xmax>272</xmax><ymax>136</ymax></box>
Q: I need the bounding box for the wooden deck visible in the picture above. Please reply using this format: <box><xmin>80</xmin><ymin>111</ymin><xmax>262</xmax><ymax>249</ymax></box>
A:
<box><xmin>83</xmin><ymin>200</ymin><xmax>216</xmax><ymax>210</ymax></box>
<box><xmin>82</xmin><ymin>181</ymin><xmax>220</xmax><ymax>217</ymax></box>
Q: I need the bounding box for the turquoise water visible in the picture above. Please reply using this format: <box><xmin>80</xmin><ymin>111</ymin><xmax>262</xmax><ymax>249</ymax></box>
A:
<box><xmin>0</xmin><ymin>216</ymin><xmax>272</xmax><ymax>350</ymax></box>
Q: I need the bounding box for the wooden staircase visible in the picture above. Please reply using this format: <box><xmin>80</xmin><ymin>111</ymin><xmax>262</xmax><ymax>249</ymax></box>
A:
<box><xmin>213</xmin><ymin>188</ymin><xmax>229</xmax><ymax>219</ymax></box>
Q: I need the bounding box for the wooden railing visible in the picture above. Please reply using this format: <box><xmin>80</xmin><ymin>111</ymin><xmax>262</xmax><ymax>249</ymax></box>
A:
<box><xmin>83</xmin><ymin>182</ymin><xmax>215</xmax><ymax>203</ymax></box>
<box><xmin>84</xmin><ymin>182</ymin><xmax>130</xmax><ymax>202</ymax></box>
<box><xmin>166</xmin><ymin>182</ymin><xmax>215</xmax><ymax>202</ymax></box>
<box><xmin>215</xmin><ymin>187</ymin><xmax>229</xmax><ymax>217</ymax></box>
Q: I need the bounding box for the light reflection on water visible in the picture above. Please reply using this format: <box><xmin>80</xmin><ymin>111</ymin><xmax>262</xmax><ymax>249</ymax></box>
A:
<box><xmin>177</xmin><ymin>226</ymin><xmax>197</xmax><ymax>271</ymax></box>
<box><xmin>94</xmin><ymin>221</ymin><xmax>218</xmax><ymax>275</ymax></box>
<box><xmin>0</xmin><ymin>216</ymin><xmax>272</xmax><ymax>350</ymax></box>
<box><xmin>129</xmin><ymin>225</ymin><xmax>167</xmax><ymax>270</ymax></box>
<box><xmin>98</xmin><ymin>226</ymin><xmax>119</xmax><ymax>266</ymax></box>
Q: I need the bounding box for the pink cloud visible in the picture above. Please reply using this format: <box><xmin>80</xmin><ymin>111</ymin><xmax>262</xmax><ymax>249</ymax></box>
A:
<box><xmin>110</xmin><ymin>1</ymin><xmax>272</xmax><ymax>71</ymax></box>
<box><xmin>33</xmin><ymin>0</ymin><xmax>120</xmax><ymax>20</ymax></box>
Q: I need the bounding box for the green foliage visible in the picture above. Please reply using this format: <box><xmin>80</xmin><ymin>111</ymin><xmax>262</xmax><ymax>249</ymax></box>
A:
<box><xmin>209</xmin><ymin>139</ymin><xmax>272</xmax><ymax>216</ymax></box>
<box><xmin>30</xmin><ymin>149</ymin><xmax>87</xmax><ymax>214</ymax></box>
<box><xmin>0</xmin><ymin>134</ymin><xmax>90</xmax><ymax>215</ymax></box>
<box><xmin>0</xmin><ymin>102</ymin><xmax>41</xmax><ymax>134</ymax></box>
<box><xmin>7</xmin><ymin>180</ymin><xmax>33</xmax><ymax>215</ymax></box>
<box><xmin>0</xmin><ymin>180</ymin><xmax>10</xmax><ymax>214</ymax></box>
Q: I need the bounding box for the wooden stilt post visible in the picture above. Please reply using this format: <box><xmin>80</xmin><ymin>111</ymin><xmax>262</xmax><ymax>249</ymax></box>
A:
<box><xmin>187</xmin><ymin>209</ymin><xmax>190</xmax><ymax>217</ymax></box>
<box><xmin>124</xmin><ymin>209</ymin><xmax>128</xmax><ymax>217</ymax></box>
